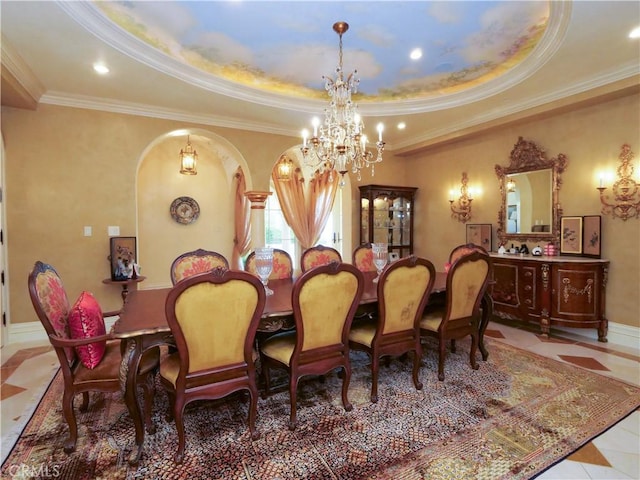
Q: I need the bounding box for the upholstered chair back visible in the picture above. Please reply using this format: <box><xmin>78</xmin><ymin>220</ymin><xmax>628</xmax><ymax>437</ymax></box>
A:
<box><xmin>300</xmin><ymin>245</ymin><xmax>342</xmax><ymax>272</ymax></box>
<box><xmin>164</xmin><ymin>269</ymin><xmax>265</xmax><ymax>379</ymax></box>
<box><xmin>379</xmin><ymin>257</ymin><xmax>435</xmax><ymax>335</ymax></box>
<box><xmin>245</xmin><ymin>248</ymin><xmax>293</xmax><ymax>280</ymax></box>
<box><xmin>170</xmin><ymin>249</ymin><xmax>229</xmax><ymax>285</ymax></box>
<box><xmin>447</xmin><ymin>253</ymin><xmax>490</xmax><ymax>322</ymax></box>
<box><xmin>352</xmin><ymin>243</ymin><xmax>376</xmax><ymax>272</ymax></box>
<box><xmin>448</xmin><ymin>243</ymin><xmax>488</xmax><ymax>264</ymax></box>
<box><xmin>28</xmin><ymin>261</ymin><xmax>75</xmax><ymax>362</ymax></box>
<box><xmin>295</xmin><ymin>262</ymin><xmax>363</xmax><ymax>352</ymax></box>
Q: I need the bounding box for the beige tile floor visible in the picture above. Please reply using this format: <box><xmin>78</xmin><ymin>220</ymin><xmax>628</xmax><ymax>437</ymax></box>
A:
<box><xmin>1</xmin><ymin>321</ymin><xmax>639</xmax><ymax>478</ymax></box>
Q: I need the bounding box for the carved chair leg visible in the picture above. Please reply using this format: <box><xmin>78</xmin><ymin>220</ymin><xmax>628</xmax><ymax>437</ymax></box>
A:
<box><xmin>62</xmin><ymin>390</ymin><xmax>78</xmax><ymax>454</ymax></box>
<box><xmin>341</xmin><ymin>363</ymin><xmax>353</xmax><ymax>412</ymax></box>
<box><xmin>173</xmin><ymin>400</ymin><xmax>186</xmax><ymax>464</ymax></box>
<box><xmin>261</xmin><ymin>358</ymin><xmax>271</xmax><ymax>399</ymax></box>
<box><xmin>288</xmin><ymin>376</ymin><xmax>299</xmax><ymax>430</ymax></box>
<box><xmin>450</xmin><ymin>339</ymin><xmax>456</xmax><ymax>353</ymax></box>
<box><xmin>438</xmin><ymin>338</ymin><xmax>447</xmax><ymax>381</ymax></box>
<box><xmin>469</xmin><ymin>333</ymin><xmax>479</xmax><ymax>371</ymax></box>
<box><xmin>370</xmin><ymin>354</ymin><xmax>380</xmax><ymax>403</ymax></box>
<box><xmin>248</xmin><ymin>385</ymin><xmax>260</xmax><ymax>440</ymax></box>
<box><xmin>79</xmin><ymin>391</ymin><xmax>89</xmax><ymax>412</ymax></box>
<box><xmin>165</xmin><ymin>390</ymin><xmax>175</xmax><ymax>422</ymax></box>
<box><xmin>412</xmin><ymin>349</ymin><xmax>423</xmax><ymax>391</ymax></box>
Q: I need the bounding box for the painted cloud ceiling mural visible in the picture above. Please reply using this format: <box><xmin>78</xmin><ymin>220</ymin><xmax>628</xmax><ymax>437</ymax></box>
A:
<box><xmin>96</xmin><ymin>1</ymin><xmax>550</xmax><ymax>103</ymax></box>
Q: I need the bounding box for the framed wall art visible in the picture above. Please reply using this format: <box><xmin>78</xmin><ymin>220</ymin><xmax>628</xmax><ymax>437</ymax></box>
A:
<box><xmin>466</xmin><ymin>224</ymin><xmax>492</xmax><ymax>252</ymax></box>
<box><xmin>582</xmin><ymin>215</ymin><xmax>602</xmax><ymax>258</ymax></box>
<box><xmin>109</xmin><ymin>236</ymin><xmax>137</xmax><ymax>280</ymax></box>
<box><xmin>560</xmin><ymin>216</ymin><xmax>583</xmax><ymax>255</ymax></box>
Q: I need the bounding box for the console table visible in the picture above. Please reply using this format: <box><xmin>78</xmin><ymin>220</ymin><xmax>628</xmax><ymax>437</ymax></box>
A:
<box><xmin>489</xmin><ymin>254</ymin><xmax>609</xmax><ymax>341</ymax></box>
<box><xmin>102</xmin><ymin>276</ymin><xmax>146</xmax><ymax>304</ymax></box>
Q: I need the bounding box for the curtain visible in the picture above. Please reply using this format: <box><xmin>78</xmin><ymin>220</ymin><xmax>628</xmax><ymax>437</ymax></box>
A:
<box><xmin>272</xmin><ymin>166</ymin><xmax>339</xmax><ymax>250</ymax></box>
<box><xmin>232</xmin><ymin>167</ymin><xmax>252</xmax><ymax>269</ymax></box>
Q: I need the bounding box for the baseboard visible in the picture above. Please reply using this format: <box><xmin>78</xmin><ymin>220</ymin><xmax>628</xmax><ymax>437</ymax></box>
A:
<box><xmin>552</xmin><ymin>322</ymin><xmax>639</xmax><ymax>351</ymax></box>
<box><xmin>7</xmin><ymin>316</ymin><xmax>120</xmax><ymax>345</ymax></box>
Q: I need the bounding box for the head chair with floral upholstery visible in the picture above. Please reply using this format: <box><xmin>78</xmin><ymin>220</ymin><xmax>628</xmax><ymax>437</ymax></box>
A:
<box><xmin>349</xmin><ymin>256</ymin><xmax>435</xmax><ymax>403</ymax></box>
<box><xmin>352</xmin><ymin>243</ymin><xmax>376</xmax><ymax>273</ymax></box>
<box><xmin>420</xmin><ymin>250</ymin><xmax>492</xmax><ymax>381</ymax></box>
<box><xmin>160</xmin><ymin>268</ymin><xmax>266</xmax><ymax>463</ymax></box>
<box><xmin>300</xmin><ymin>244</ymin><xmax>342</xmax><ymax>272</ymax></box>
<box><xmin>28</xmin><ymin>261</ymin><xmax>158</xmax><ymax>454</ymax></box>
<box><xmin>259</xmin><ymin>262</ymin><xmax>364</xmax><ymax>430</ymax></box>
<box><xmin>170</xmin><ymin>249</ymin><xmax>229</xmax><ymax>285</ymax></box>
<box><xmin>245</xmin><ymin>248</ymin><xmax>293</xmax><ymax>280</ymax></box>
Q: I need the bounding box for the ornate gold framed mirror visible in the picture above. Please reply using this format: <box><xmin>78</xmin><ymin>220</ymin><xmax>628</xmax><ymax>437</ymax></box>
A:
<box><xmin>495</xmin><ymin>137</ymin><xmax>568</xmax><ymax>247</ymax></box>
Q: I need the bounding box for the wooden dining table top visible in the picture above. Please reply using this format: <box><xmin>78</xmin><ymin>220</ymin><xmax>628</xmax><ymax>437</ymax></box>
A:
<box><xmin>113</xmin><ymin>270</ymin><xmax>447</xmax><ymax>339</ymax></box>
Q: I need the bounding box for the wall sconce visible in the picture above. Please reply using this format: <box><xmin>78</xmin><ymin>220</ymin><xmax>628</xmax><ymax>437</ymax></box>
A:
<box><xmin>597</xmin><ymin>144</ymin><xmax>639</xmax><ymax>220</ymax></box>
<box><xmin>275</xmin><ymin>155</ymin><xmax>294</xmax><ymax>181</ymax></box>
<box><xmin>179</xmin><ymin>136</ymin><xmax>198</xmax><ymax>175</ymax></box>
<box><xmin>506</xmin><ymin>178</ymin><xmax>517</xmax><ymax>193</ymax></box>
<box><xmin>449</xmin><ymin>172</ymin><xmax>473</xmax><ymax>223</ymax></box>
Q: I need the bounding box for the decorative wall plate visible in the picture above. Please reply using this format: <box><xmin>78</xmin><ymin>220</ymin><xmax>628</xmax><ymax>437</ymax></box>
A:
<box><xmin>170</xmin><ymin>196</ymin><xmax>200</xmax><ymax>225</ymax></box>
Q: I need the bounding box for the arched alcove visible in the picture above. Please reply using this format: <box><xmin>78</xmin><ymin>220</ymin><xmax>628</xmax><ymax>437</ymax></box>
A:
<box><xmin>136</xmin><ymin>129</ymin><xmax>251</xmax><ymax>288</ymax></box>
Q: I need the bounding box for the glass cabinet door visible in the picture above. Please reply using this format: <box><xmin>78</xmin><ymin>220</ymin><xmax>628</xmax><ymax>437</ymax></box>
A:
<box><xmin>359</xmin><ymin>185</ymin><xmax>417</xmax><ymax>259</ymax></box>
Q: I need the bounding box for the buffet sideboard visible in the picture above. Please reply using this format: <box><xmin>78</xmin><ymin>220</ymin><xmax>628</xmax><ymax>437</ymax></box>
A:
<box><xmin>489</xmin><ymin>254</ymin><xmax>609</xmax><ymax>341</ymax></box>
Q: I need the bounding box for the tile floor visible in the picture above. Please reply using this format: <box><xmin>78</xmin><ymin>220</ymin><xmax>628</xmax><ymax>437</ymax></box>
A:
<box><xmin>1</xmin><ymin>321</ymin><xmax>639</xmax><ymax>478</ymax></box>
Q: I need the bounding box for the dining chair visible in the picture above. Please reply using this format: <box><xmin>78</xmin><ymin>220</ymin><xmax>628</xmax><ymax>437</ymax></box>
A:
<box><xmin>448</xmin><ymin>242</ymin><xmax>489</xmax><ymax>265</ymax></box>
<box><xmin>28</xmin><ymin>261</ymin><xmax>159</xmax><ymax>454</ymax></box>
<box><xmin>300</xmin><ymin>244</ymin><xmax>342</xmax><ymax>272</ymax></box>
<box><xmin>352</xmin><ymin>243</ymin><xmax>376</xmax><ymax>272</ymax></box>
<box><xmin>259</xmin><ymin>262</ymin><xmax>364</xmax><ymax>430</ymax></box>
<box><xmin>169</xmin><ymin>248</ymin><xmax>229</xmax><ymax>285</ymax></box>
<box><xmin>245</xmin><ymin>247</ymin><xmax>293</xmax><ymax>280</ymax></box>
<box><xmin>160</xmin><ymin>268</ymin><xmax>266</xmax><ymax>463</ymax></box>
<box><xmin>349</xmin><ymin>256</ymin><xmax>435</xmax><ymax>403</ymax></box>
<box><xmin>420</xmin><ymin>250</ymin><xmax>492</xmax><ymax>381</ymax></box>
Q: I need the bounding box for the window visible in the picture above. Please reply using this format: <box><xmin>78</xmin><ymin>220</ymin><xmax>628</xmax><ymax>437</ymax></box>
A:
<box><xmin>265</xmin><ymin>181</ymin><xmax>344</xmax><ymax>263</ymax></box>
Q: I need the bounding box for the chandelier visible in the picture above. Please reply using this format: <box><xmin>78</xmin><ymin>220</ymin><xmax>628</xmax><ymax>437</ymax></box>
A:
<box><xmin>301</xmin><ymin>21</ymin><xmax>384</xmax><ymax>184</ymax></box>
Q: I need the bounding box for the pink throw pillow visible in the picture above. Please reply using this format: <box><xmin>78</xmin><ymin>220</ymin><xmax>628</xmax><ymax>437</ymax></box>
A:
<box><xmin>68</xmin><ymin>291</ymin><xmax>107</xmax><ymax>369</ymax></box>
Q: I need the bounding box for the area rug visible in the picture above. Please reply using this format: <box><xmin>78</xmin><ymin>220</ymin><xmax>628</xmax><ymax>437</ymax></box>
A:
<box><xmin>2</xmin><ymin>338</ymin><xmax>639</xmax><ymax>480</ymax></box>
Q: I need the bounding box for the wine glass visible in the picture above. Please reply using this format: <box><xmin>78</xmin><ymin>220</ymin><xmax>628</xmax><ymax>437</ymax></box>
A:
<box><xmin>254</xmin><ymin>247</ymin><xmax>274</xmax><ymax>296</ymax></box>
<box><xmin>372</xmin><ymin>242</ymin><xmax>388</xmax><ymax>283</ymax></box>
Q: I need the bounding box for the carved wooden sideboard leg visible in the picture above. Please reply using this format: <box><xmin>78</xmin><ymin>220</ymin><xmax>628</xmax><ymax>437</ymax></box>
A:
<box><xmin>598</xmin><ymin>318</ymin><xmax>608</xmax><ymax>342</ymax></box>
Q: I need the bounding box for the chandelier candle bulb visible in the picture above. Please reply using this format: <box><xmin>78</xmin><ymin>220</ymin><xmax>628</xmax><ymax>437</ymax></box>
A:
<box><xmin>377</xmin><ymin>123</ymin><xmax>384</xmax><ymax>142</ymax></box>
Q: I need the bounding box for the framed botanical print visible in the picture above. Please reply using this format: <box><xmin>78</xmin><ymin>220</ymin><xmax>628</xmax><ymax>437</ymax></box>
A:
<box><xmin>582</xmin><ymin>215</ymin><xmax>602</xmax><ymax>258</ymax></box>
<box><xmin>560</xmin><ymin>216</ymin><xmax>583</xmax><ymax>255</ymax></box>
<box><xmin>466</xmin><ymin>224</ymin><xmax>492</xmax><ymax>251</ymax></box>
<box><xmin>109</xmin><ymin>236</ymin><xmax>137</xmax><ymax>280</ymax></box>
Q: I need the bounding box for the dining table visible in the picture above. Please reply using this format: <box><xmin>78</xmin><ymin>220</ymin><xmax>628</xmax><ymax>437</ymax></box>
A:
<box><xmin>112</xmin><ymin>270</ymin><xmax>492</xmax><ymax>464</ymax></box>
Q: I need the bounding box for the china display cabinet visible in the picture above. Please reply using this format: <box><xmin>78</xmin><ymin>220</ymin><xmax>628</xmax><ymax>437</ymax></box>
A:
<box><xmin>359</xmin><ymin>185</ymin><xmax>417</xmax><ymax>259</ymax></box>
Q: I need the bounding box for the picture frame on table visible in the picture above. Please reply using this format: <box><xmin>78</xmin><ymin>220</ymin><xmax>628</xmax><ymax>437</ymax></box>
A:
<box><xmin>560</xmin><ymin>216</ymin><xmax>583</xmax><ymax>255</ymax></box>
<box><xmin>109</xmin><ymin>236</ymin><xmax>137</xmax><ymax>280</ymax></box>
<box><xmin>466</xmin><ymin>224</ymin><xmax>492</xmax><ymax>252</ymax></box>
<box><xmin>582</xmin><ymin>215</ymin><xmax>602</xmax><ymax>258</ymax></box>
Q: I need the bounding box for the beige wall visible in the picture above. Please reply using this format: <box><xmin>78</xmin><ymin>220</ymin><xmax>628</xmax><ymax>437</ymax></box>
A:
<box><xmin>2</xmin><ymin>92</ymin><xmax>639</xmax><ymax>335</ymax></box>
<box><xmin>2</xmin><ymin>105</ymin><xmax>297</xmax><ymax>320</ymax></box>
<box><xmin>405</xmin><ymin>92</ymin><xmax>640</xmax><ymax>329</ymax></box>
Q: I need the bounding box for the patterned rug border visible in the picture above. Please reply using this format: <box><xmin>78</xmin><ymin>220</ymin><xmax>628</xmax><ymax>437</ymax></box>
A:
<box><xmin>2</xmin><ymin>338</ymin><xmax>639</xmax><ymax>480</ymax></box>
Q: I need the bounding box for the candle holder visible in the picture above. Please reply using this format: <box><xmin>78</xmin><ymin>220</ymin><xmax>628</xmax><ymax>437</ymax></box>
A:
<box><xmin>449</xmin><ymin>172</ymin><xmax>473</xmax><ymax>223</ymax></box>
<box><xmin>597</xmin><ymin>144</ymin><xmax>639</xmax><ymax>221</ymax></box>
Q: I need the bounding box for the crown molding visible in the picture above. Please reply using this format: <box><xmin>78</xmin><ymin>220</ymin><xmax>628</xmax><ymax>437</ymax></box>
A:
<box><xmin>39</xmin><ymin>91</ymin><xmax>296</xmax><ymax>138</ymax></box>
<box><xmin>1</xmin><ymin>35</ymin><xmax>45</xmax><ymax>109</ymax></box>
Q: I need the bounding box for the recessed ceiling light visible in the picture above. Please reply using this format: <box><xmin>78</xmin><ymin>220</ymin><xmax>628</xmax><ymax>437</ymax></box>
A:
<box><xmin>397</xmin><ymin>122</ymin><xmax>406</xmax><ymax>130</ymax></box>
<box><xmin>630</xmin><ymin>26</ymin><xmax>640</xmax><ymax>39</ymax></box>
<box><xmin>93</xmin><ymin>63</ymin><xmax>109</xmax><ymax>74</ymax></box>
<box><xmin>409</xmin><ymin>48</ymin><xmax>422</xmax><ymax>60</ymax></box>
